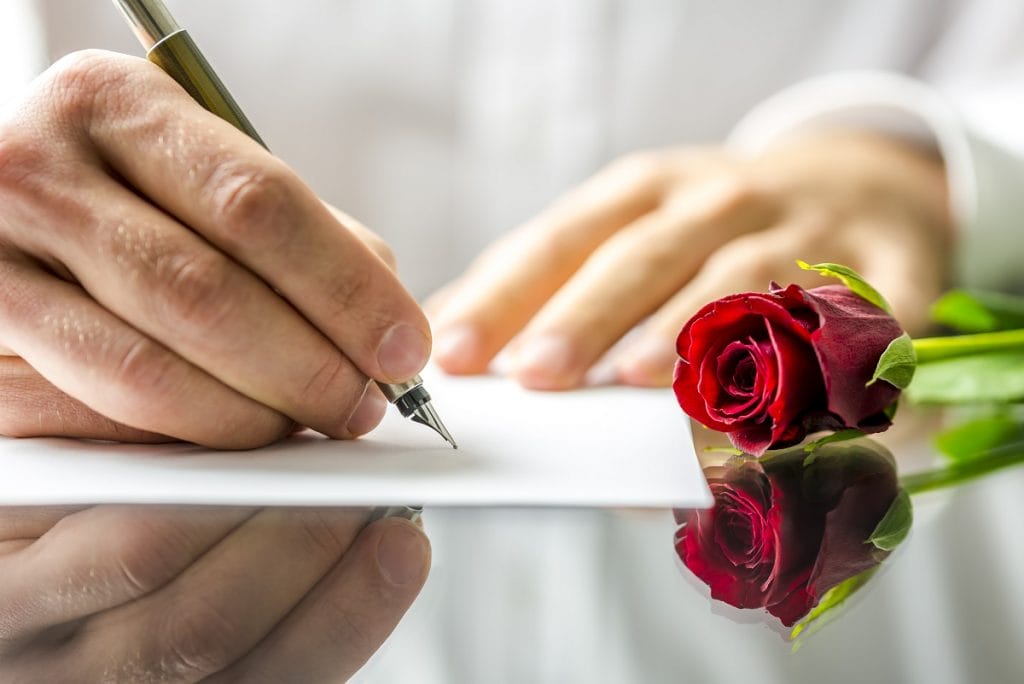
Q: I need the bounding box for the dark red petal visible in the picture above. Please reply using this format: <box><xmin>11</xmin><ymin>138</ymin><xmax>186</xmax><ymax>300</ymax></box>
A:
<box><xmin>766</xmin><ymin>568</ymin><xmax>817</xmax><ymax>627</ymax></box>
<box><xmin>794</xmin><ymin>284</ymin><xmax>904</xmax><ymax>429</ymax></box>
<box><xmin>728</xmin><ymin>424</ymin><xmax>774</xmax><ymax>457</ymax></box>
<box><xmin>764</xmin><ymin>319</ymin><xmax>826</xmax><ymax>447</ymax></box>
<box><xmin>805</xmin><ymin>475</ymin><xmax>897</xmax><ymax>597</ymax></box>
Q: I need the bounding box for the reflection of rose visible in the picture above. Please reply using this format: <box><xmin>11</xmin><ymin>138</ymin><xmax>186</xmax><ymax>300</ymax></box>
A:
<box><xmin>675</xmin><ymin>441</ymin><xmax>901</xmax><ymax>627</ymax></box>
<box><xmin>673</xmin><ymin>284</ymin><xmax>903</xmax><ymax>456</ymax></box>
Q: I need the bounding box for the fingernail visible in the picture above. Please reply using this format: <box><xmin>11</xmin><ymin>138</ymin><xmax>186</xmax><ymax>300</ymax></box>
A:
<box><xmin>433</xmin><ymin>324</ymin><xmax>482</xmax><ymax>374</ymax></box>
<box><xmin>618</xmin><ymin>336</ymin><xmax>676</xmax><ymax>386</ymax></box>
<box><xmin>514</xmin><ymin>334</ymin><xmax>577</xmax><ymax>388</ymax></box>
<box><xmin>377</xmin><ymin>324</ymin><xmax>430</xmax><ymax>381</ymax></box>
<box><xmin>346</xmin><ymin>390</ymin><xmax>388</xmax><ymax>437</ymax></box>
<box><xmin>376</xmin><ymin>523</ymin><xmax>428</xmax><ymax>586</ymax></box>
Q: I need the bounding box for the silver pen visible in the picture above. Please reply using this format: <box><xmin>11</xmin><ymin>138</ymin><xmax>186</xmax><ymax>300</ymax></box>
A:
<box><xmin>112</xmin><ymin>0</ymin><xmax>457</xmax><ymax>462</ymax></box>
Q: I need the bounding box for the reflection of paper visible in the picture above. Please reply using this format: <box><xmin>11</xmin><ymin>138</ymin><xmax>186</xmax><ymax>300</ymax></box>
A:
<box><xmin>0</xmin><ymin>368</ymin><xmax>710</xmax><ymax>508</ymax></box>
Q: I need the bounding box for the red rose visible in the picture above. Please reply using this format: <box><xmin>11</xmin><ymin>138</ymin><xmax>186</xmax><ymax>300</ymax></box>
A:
<box><xmin>673</xmin><ymin>283</ymin><xmax>904</xmax><ymax>456</ymax></box>
<box><xmin>675</xmin><ymin>441</ymin><xmax>903</xmax><ymax>627</ymax></box>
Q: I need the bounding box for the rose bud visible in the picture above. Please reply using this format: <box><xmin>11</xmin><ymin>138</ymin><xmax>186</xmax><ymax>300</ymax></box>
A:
<box><xmin>674</xmin><ymin>440</ymin><xmax>907</xmax><ymax>628</ymax></box>
<box><xmin>673</xmin><ymin>282</ymin><xmax>905</xmax><ymax>456</ymax></box>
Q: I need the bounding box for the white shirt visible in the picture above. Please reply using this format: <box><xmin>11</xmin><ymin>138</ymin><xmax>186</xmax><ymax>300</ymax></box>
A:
<box><xmin>3</xmin><ymin>2</ymin><xmax>1024</xmax><ymax>682</ymax></box>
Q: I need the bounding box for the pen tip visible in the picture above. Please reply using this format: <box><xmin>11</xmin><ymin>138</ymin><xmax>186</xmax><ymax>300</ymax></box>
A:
<box><xmin>410</xmin><ymin>403</ymin><xmax>458</xmax><ymax>449</ymax></box>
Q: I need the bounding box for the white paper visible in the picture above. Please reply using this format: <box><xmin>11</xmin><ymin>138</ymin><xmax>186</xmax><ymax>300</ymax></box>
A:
<box><xmin>0</xmin><ymin>368</ymin><xmax>710</xmax><ymax>508</ymax></box>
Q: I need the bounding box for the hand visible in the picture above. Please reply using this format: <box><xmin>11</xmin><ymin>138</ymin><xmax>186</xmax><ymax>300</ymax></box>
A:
<box><xmin>0</xmin><ymin>505</ymin><xmax>430</xmax><ymax>681</ymax></box>
<box><xmin>0</xmin><ymin>50</ymin><xmax>431</xmax><ymax>448</ymax></box>
<box><xmin>429</xmin><ymin>132</ymin><xmax>951</xmax><ymax>389</ymax></box>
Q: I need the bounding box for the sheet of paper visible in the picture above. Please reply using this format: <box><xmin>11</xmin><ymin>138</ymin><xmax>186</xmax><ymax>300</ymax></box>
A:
<box><xmin>0</xmin><ymin>368</ymin><xmax>711</xmax><ymax>508</ymax></box>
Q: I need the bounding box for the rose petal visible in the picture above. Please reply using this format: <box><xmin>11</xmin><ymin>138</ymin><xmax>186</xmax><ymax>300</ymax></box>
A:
<box><xmin>806</xmin><ymin>475</ymin><xmax>898</xmax><ymax>597</ymax></box>
<box><xmin>795</xmin><ymin>284</ymin><xmax>903</xmax><ymax>430</ymax></box>
<box><xmin>674</xmin><ymin>290</ymin><xmax>821</xmax><ymax>449</ymax></box>
<box><xmin>676</xmin><ymin>462</ymin><xmax>777</xmax><ymax>609</ymax></box>
<box><xmin>764</xmin><ymin>318</ymin><xmax>826</xmax><ymax>448</ymax></box>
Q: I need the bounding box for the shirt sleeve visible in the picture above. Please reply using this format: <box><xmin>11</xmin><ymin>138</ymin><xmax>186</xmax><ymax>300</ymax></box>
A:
<box><xmin>725</xmin><ymin>2</ymin><xmax>1024</xmax><ymax>292</ymax></box>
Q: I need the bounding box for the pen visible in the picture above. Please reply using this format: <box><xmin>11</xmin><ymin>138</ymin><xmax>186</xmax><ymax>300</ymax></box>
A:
<box><xmin>111</xmin><ymin>0</ymin><xmax>457</xmax><ymax>467</ymax></box>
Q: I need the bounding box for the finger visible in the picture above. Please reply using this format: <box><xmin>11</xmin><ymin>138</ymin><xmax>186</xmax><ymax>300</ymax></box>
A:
<box><xmin>615</xmin><ymin>217</ymin><xmax>847</xmax><ymax>386</ymax></box>
<box><xmin>0</xmin><ymin>257</ymin><xmax>292</xmax><ymax>448</ymax></box>
<box><xmin>324</xmin><ymin>203</ymin><xmax>397</xmax><ymax>271</ymax></box>
<box><xmin>0</xmin><ymin>505</ymin><xmax>90</xmax><ymax>546</ymax></box>
<box><xmin>0</xmin><ymin>505</ymin><xmax>254</xmax><ymax>648</ymax></box>
<box><xmin>430</xmin><ymin>153</ymin><xmax>668</xmax><ymax>375</ymax></box>
<box><xmin>509</xmin><ymin>177</ymin><xmax>778</xmax><ymax>389</ymax></box>
<box><xmin>0</xmin><ymin>356</ymin><xmax>169</xmax><ymax>443</ymax></box>
<box><xmin>210</xmin><ymin>517</ymin><xmax>430</xmax><ymax>683</ymax></box>
<box><xmin>0</xmin><ymin>505</ymin><xmax>90</xmax><ymax>558</ymax></box>
<box><xmin>12</xmin><ymin>168</ymin><xmax>370</xmax><ymax>440</ymax></box>
<box><xmin>423</xmin><ymin>277</ymin><xmax>461</xmax><ymax>321</ymax></box>
<box><xmin>851</xmin><ymin>219</ymin><xmax>947</xmax><ymax>335</ymax></box>
<box><xmin>65</xmin><ymin>508</ymin><xmax>372</xmax><ymax>681</ymax></box>
<box><xmin>46</xmin><ymin>51</ymin><xmax>429</xmax><ymax>384</ymax></box>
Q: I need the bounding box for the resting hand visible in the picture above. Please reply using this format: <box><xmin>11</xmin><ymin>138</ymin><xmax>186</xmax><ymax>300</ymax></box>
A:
<box><xmin>0</xmin><ymin>50</ymin><xmax>430</xmax><ymax>448</ymax></box>
<box><xmin>430</xmin><ymin>132</ymin><xmax>951</xmax><ymax>389</ymax></box>
<box><xmin>0</xmin><ymin>505</ymin><xmax>429</xmax><ymax>681</ymax></box>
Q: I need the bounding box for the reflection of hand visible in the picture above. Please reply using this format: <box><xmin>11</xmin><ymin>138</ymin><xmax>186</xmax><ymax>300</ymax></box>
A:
<box><xmin>0</xmin><ymin>505</ymin><xmax>429</xmax><ymax>680</ymax></box>
<box><xmin>0</xmin><ymin>50</ymin><xmax>431</xmax><ymax>448</ymax></box>
<box><xmin>430</xmin><ymin>133</ymin><xmax>950</xmax><ymax>389</ymax></box>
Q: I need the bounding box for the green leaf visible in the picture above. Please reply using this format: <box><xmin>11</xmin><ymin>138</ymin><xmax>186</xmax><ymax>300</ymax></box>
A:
<box><xmin>797</xmin><ymin>261</ymin><xmax>892</xmax><ymax>314</ymax></box>
<box><xmin>869</xmin><ymin>333</ymin><xmax>917</xmax><ymax>389</ymax></box>
<box><xmin>789</xmin><ymin>568</ymin><xmax>878</xmax><ymax>650</ymax></box>
<box><xmin>931</xmin><ymin>289</ymin><xmax>1024</xmax><ymax>333</ymax></box>
<box><xmin>868</xmin><ymin>489</ymin><xmax>913</xmax><ymax>551</ymax></box>
<box><xmin>934</xmin><ymin>414</ymin><xmax>1024</xmax><ymax>463</ymax></box>
<box><xmin>905</xmin><ymin>352</ymin><xmax>1024</xmax><ymax>404</ymax></box>
<box><xmin>702</xmin><ymin>446</ymin><xmax>744</xmax><ymax>456</ymax></box>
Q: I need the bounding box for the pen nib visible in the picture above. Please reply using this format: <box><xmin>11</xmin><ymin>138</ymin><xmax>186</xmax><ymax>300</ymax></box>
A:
<box><xmin>410</xmin><ymin>403</ymin><xmax>458</xmax><ymax>449</ymax></box>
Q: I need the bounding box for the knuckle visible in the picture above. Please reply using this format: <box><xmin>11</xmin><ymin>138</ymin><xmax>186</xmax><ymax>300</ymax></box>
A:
<box><xmin>111</xmin><ymin>523</ymin><xmax>197</xmax><ymax>599</ymax></box>
<box><xmin>607</xmin><ymin>149</ymin><xmax>663</xmax><ymax>184</ymax></box>
<box><xmin>706</xmin><ymin>235</ymin><xmax>776</xmax><ymax>282</ymax></box>
<box><xmin>222</xmin><ymin>414</ymin><xmax>294</xmax><ymax>450</ymax></box>
<box><xmin>320</xmin><ymin>595</ymin><xmax>378</xmax><ymax>658</ymax></box>
<box><xmin>42</xmin><ymin>50</ymin><xmax>132</xmax><ymax>126</ymax></box>
<box><xmin>112</xmin><ymin>336</ymin><xmax>183</xmax><ymax>407</ymax></box>
<box><xmin>299</xmin><ymin>352</ymin><xmax>361</xmax><ymax>409</ymax></box>
<box><xmin>293</xmin><ymin>509</ymin><xmax>347</xmax><ymax>560</ymax></box>
<box><xmin>208</xmin><ymin>162</ymin><xmax>300</xmax><ymax>253</ymax></box>
<box><xmin>363</xmin><ymin>232</ymin><xmax>397</xmax><ymax>271</ymax></box>
<box><xmin>324</xmin><ymin>262</ymin><xmax>375</xmax><ymax>321</ymax></box>
<box><xmin>705</xmin><ymin>172</ymin><xmax>773</xmax><ymax>218</ymax></box>
<box><xmin>159</xmin><ymin>597</ymin><xmax>242</xmax><ymax>678</ymax></box>
<box><xmin>0</xmin><ymin>129</ymin><xmax>43</xmax><ymax>196</ymax></box>
<box><xmin>158</xmin><ymin>250</ymin><xmax>236</xmax><ymax>331</ymax></box>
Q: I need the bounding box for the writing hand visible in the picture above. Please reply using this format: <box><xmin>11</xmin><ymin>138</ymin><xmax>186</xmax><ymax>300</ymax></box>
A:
<box><xmin>0</xmin><ymin>51</ymin><xmax>431</xmax><ymax>447</ymax></box>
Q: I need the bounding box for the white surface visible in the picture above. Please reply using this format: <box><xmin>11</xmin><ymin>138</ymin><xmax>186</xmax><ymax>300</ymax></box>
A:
<box><xmin>0</xmin><ymin>368</ymin><xmax>709</xmax><ymax>508</ymax></box>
